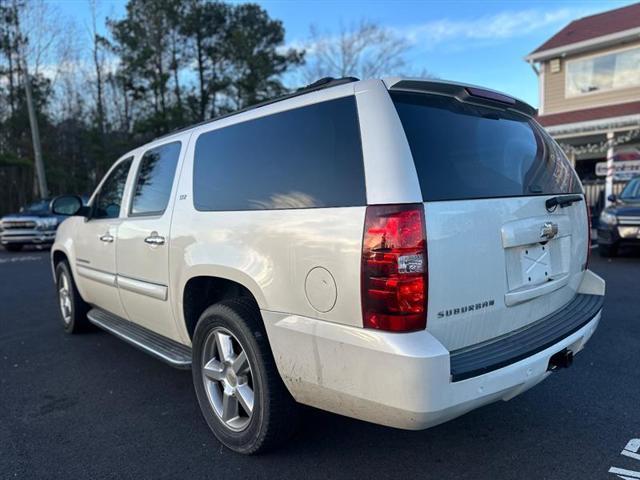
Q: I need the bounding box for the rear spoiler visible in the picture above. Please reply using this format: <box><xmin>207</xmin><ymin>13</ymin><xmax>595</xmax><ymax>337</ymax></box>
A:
<box><xmin>388</xmin><ymin>79</ymin><xmax>536</xmax><ymax>118</ymax></box>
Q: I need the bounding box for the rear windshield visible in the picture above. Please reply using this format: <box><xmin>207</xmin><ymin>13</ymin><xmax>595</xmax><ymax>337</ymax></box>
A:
<box><xmin>391</xmin><ymin>91</ymin><xmax>582</xmax><ymax>201</ymax></box>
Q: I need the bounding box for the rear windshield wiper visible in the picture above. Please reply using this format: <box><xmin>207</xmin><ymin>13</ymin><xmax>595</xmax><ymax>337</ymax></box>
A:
<box><xmin>545</xmin><ymin>194</ymin><xmax>583</xmax><ymax>211</ymax></box>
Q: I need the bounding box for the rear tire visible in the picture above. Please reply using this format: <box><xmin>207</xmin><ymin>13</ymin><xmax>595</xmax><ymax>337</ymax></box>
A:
<box><xmin>4</xmin><ymin>244</ymin><xmax>23</xmax><ymax>252</ymax></box>
<box><xmin>192</xmin><ymin>298</ymin><xmax>299</xmax><ymax>454</ymax></box>
<box><xmin>598</xmin><ymin>243</ymin><xmax>618</xmax><ymax>257</ymax></box>
<box><xmin>55</xmin><ymin>261</ymin><xmax>90</xmax><ymax>333</ymax></box>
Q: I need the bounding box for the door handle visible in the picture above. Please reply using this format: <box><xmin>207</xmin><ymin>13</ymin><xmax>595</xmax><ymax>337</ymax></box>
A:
<box><xmin>144</xmin><ymin>232</ymin><xmax>165</xmax><ymax>246</ymax></box>
<box><xmin>99</xmin><ymin>233</ymin><xmax>114</xmax><ymax>243</ymax></box>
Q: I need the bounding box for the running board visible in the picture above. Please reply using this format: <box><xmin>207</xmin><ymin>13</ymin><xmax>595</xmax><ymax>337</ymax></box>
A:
<box><xmin>87</xmin><ymin>308</ymin><xmax>192</xmax><ymax>369</ymax></box>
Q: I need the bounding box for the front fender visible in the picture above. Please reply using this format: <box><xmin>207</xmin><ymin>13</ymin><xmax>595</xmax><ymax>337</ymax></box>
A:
<box><xmin>50</xmin><ymin>217</ymin><xmax>80</xmax><ymax>285</ymax></box>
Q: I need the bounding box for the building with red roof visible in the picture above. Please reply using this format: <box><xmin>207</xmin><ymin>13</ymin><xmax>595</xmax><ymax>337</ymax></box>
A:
<box><xmin>525</xmin><ymin>3</ymin><xmax>640</xmax><ymax>210</ymax></box>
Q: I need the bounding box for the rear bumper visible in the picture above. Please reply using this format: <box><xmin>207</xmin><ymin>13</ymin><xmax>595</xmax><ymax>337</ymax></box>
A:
<box><xmin>450</xmin><ymin>293</ymin><xmax>603</xmax><ymax>381</ymax></box>
<box><xmin>263</xmin><ymin>270</ymin><xmax>605</xmax><ymax>430</ymax></box>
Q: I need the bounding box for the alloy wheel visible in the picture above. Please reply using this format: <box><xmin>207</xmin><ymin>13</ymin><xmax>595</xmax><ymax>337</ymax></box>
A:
<box><xmin>201</xmin><ymin>327</ymin><xmax>255</xmax><ymax>432</ymax></box>
<box><xmin>58</xmin><ymin>272</ymin><xmax>73</xmax><ymax>325</ymax></box>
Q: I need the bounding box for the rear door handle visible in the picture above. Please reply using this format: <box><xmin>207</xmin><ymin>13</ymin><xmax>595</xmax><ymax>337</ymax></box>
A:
<box><xmin>144</xmin><ymin>232</ymin><xmax>165</xmax><ymax>246</ymax></box>
<box><xmin>99</xmin><ymin>233</ymin><xmax>114</xmax><ymax>243</ymax></box>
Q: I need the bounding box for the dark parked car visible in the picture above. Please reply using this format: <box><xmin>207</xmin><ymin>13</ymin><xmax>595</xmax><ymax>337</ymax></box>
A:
<box><xmin>597</xmin><ymin>176</ymin><xmax>640</xmax><ymax>257</ymax></box>
<box><xmin>0</xmin><ymin>197</ymin><xmax>85</xmax><ymax>252</ymax></box>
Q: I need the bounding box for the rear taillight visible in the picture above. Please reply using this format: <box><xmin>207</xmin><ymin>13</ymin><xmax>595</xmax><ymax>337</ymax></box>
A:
<box><xmin>361</xmin><ymin>204</ymin><xmax>428</xmax><ymax>332</ymax></box>
<box><xmin>585</xmin><ymin>201</ymin><xmax>592</xmax><ymax>270</ymax></box>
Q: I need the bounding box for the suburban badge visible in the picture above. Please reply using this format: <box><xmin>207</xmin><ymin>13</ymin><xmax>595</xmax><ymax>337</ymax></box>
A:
<box><xmin>437</xmin><ymin>299</ymin><xmax>495</xmax><ymax>318</ymax></box>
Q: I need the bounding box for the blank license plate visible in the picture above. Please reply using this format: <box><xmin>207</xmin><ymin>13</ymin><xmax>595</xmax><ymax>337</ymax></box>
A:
<box><xmin>520</xmin><ymin>243</ymin><xmax>552</xmax><ymax>285</ymax></box>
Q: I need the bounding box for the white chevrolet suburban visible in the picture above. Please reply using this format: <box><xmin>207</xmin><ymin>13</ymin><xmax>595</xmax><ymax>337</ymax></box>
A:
<box><xmin>50</xmin><ymin>77</ymin><xmax>605</xmax><ymax>454</ymax></box>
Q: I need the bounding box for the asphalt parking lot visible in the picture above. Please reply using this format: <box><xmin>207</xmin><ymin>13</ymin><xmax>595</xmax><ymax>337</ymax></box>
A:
<box><xmin>1</xmin><ymin>246</ymin><xmax>639</xmax><ymax>479</ymax></box>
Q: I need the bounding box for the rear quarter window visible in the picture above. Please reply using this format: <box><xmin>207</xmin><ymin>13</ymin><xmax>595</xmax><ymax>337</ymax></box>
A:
<box><xmin>391</xmin><ymin>91</ymin><xmax>582</xmax><ymax>201</ymax></box>
<box><xmin>193</xmin><ymin>96</ymin><xmax>366</xmax><ymax>211</ymax></box>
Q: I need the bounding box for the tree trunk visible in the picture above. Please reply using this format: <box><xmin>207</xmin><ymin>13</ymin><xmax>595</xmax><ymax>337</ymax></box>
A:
<box><xmin>7</xmin><ymin>49</ymin><xmax>16</xmax><ymax>116</ymax></box>
<box><xmin>90</xmin><ymin>0</ymin><xmax>105</xmax><ymax>136</ymax></box>
<box><xmin>93</xmin><ymin>49</ymin><xmax>105</xmax><ymax>135</ymax></box>
<box><xmin>171</xmin><ymin>32</ymin><xmax>183</xmax><ymax>123</ymax></box>
<box><xmin>196</xmin><ymin>31</ymin><xmax>207</xmax><ymax>121</ymax></box>
<box><xmin>92</xmin><ymin>34</ymin><xmax>106</xmax><ymax>177</ymax></box>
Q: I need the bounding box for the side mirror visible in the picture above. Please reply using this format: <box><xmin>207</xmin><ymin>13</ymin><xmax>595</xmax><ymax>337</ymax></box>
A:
<box><xmin>607</xmin><ymin>194</ymin><xmax>617</xmax><ymax>203</ymax></box>
<box><xmin>51</xmin><ymin>195</ymin><xmax>87</xmax><ymax>216</ymax></box>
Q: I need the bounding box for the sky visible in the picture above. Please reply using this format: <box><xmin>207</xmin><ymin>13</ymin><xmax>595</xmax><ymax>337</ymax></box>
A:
<box><xmin>53</xmin><ymin>0</ymin><xmax>637</xmax><ymax>107</ymax></box>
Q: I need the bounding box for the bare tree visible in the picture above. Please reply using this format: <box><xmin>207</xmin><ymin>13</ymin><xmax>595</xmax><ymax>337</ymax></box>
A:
<box><xmin>90</xmin><ymin>0</ymin><xmax>106</xmax><ymax>137</ymax></box>
<box><xmin>9</xmin><ymin>0</ymin><xmax>73</xmax><ymax>198</ymax></box>
<box><xmin>17</xmin><ymin>0</ymin><xmax>64</xmax><ymax>77</ymax></box>
<box><xmin>55</xmin><ymin>35</ymin><xmax>83</xmax><ymax>121</ymax></box>
<box><xmin>303</xmin><ymin>20</ymin><xmax>413</xmax><ymax>82</ymax></box>
<box><xmin>12</xmin><ymin>0</ymin><xmax>48</xmax><ymax>198</ymax></box>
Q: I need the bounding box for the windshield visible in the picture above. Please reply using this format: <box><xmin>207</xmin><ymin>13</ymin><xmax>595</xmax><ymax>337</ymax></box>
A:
<box><xmin>620</xmin><ymin>178</ymin><xmax>640</xmax><ymax>200</ymax></box>
<box><xmin>20</xmin><ymin>200</ymin><xmax>51</xmax><ymax>214</ymax></box>
<box><xmin>391</xmin><ymin>91</ymin><xmax>582</xmax><ymax>201</ymax></box>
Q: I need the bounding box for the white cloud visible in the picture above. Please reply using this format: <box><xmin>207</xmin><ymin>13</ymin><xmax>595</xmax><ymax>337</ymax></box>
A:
<box><xmin>285</xmin><ymin>7</ymin><xmax>594</xmax><ymax>58</ymax></box>
<box><xmin>399</xmin><ymin>8</ymin><xmax>581</xmax><ymax>49</ymax></box>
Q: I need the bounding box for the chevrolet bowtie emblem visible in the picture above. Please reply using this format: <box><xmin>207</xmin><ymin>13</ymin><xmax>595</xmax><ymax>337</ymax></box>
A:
<box><xmin>540</xmin><ymin>222</ymin><xmax>559</xmax><ymax>240</ymax></box>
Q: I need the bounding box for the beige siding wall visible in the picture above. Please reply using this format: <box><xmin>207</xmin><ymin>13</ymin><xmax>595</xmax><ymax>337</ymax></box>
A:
<box><xmin>542</xmin><ymin>39</ymin><xmax>640</xmax><ymax>114</ymax></box>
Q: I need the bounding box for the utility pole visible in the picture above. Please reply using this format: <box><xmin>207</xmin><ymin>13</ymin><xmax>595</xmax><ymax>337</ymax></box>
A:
<box><xmin>13</xmin><ymin>1</ymin><xmax>48</xmax><ymax>199</ymax></box>
<box><xmin>21</xmin><ymin>61</ymin><xmax>48</xmax><ymax>199</ymax></box>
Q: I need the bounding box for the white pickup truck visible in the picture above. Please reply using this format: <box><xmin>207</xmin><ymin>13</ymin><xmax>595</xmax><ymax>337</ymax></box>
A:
<box><xmin>1</xmin><ymin>199</ymin><xmax>61</xmax><ymax>251</ymax></box>
<box><xmin>50</xmin><ymin>77</ymin><xmax>605</xmax><ymax>454</ymax></box>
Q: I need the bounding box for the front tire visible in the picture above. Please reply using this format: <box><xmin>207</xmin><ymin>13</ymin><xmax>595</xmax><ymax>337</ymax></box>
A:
<box><xmin>4</xmin><ymin>244</ymin><xmax>23</xmax><ymax>252</ymax></box>
<box><xmin>192</xmin><ymin>298</ymin><xmax>298</xmax><ymax>454</ymax></box>
<box><xmin>55</xmin><ymin>261</ymin><xmax>90</xmax><ymax>333</ymax></box>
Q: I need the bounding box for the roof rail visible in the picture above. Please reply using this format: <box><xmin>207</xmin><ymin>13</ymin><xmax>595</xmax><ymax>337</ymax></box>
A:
<box><xmin>153</xmin><ymin>76</ymin><xmax>360</xmax><ymax>142</ymax></box>
<box><xmin>296</xmin><ymin>76</ymin><xmax>360</xmax><ymax>92</ymax></box>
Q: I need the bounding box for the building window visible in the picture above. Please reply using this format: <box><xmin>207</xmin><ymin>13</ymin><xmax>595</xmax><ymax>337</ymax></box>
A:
<box><xmin>566</xmin><ymin>46</ymin><xmax>640</xmax><ymax>97</ymax></box>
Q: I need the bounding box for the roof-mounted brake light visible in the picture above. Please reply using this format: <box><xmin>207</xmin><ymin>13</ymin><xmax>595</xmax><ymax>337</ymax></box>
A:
<box><xmin>465</xmin><ymin>87</ymin><xmax>516</xmax><ymax>105</ymax></box>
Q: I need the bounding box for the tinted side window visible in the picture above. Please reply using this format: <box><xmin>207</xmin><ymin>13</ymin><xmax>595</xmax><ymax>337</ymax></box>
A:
<box><xmin>391</xmin><ymin>91</ymin><xmax>582</xmax><ymax>201</ymax></box>
<box><xmin>130</xmin><ymin>142</ymin><xmax>181</xmax><ymax>216</ymax></box>
<box><xmin>193</xmin><ymin>96</ymin><xmax>365</xmax><ymax>211</ymax></box>
<box><xmin>92</xmin><ymin>158</ymin><xmax>133</xmax><ymax>219</ymax></box>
